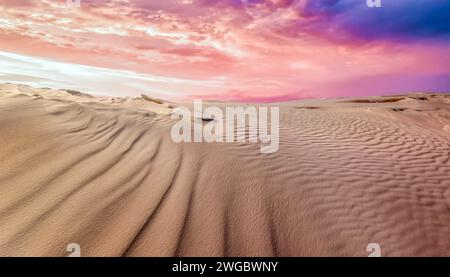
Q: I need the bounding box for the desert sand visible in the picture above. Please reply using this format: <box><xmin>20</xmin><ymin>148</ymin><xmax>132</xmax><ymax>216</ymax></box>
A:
<box><xmin>0</xmin><ymin>83</ymin><xmax>449</xmax><ymax>257</ymax></box>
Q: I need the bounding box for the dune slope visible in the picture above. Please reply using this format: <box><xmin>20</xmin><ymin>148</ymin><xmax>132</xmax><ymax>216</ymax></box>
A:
<box><xmin>0</xmin><ymin>84</ymin><xmax>449</xmax><ymax>256</ymax></box>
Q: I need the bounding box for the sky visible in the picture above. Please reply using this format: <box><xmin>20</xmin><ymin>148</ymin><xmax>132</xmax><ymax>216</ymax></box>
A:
<box><xmin>0</xmin><ymin>0</ymin><xmax>449</xmax><ymax>101</ymax></box>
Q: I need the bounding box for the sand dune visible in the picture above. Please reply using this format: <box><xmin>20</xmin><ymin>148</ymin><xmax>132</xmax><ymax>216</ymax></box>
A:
<box><xmin>0</xmin><ymin>84</ymin><xmax>449</xmax><ymax>257</ymax></box>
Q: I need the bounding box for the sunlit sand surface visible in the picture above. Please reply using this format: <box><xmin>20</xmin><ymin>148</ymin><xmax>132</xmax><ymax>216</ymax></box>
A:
<box><xmin>0</xmin><ymin>83</ymin><xmax>449</xmax><ymax>256</ymax></box>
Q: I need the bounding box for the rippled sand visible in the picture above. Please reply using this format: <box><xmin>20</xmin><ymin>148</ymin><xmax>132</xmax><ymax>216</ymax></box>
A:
<box><xmin>0</xmin><ymin>83</ymin><xmax>449</xmax><ymax>256</ymax></box>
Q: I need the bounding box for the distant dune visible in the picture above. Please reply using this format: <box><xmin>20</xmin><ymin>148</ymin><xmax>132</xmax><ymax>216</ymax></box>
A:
<box><xmin>0</xmin><ymin>83</ymin><xmax>449</xmax><ymax>257</ymax></box>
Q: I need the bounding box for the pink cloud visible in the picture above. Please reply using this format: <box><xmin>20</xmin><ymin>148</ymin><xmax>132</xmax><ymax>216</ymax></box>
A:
<box><xmin>0</xmin><ymin>0</ymin><xmax>448</xmax><ymax>101</ymax></box>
